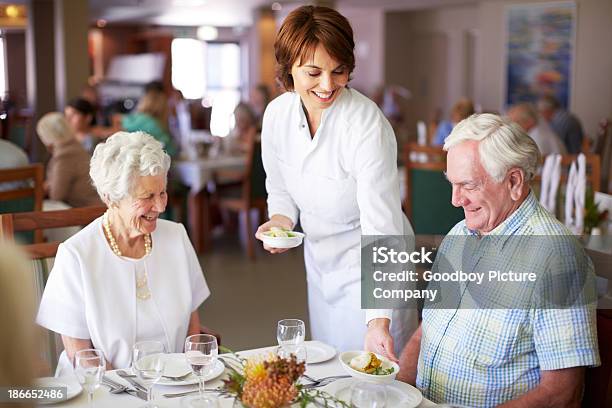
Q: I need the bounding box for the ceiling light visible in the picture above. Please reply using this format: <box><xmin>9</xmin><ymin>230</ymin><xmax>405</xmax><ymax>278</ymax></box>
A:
<box><xmin>271</xmin><ymin>2</ymin><xmax>282</xmax><ymax>11</ymax></box>
<box><xmin>197</xmin><ymin>25</ymin><xmax>218</xmax><ymax>41</ymax></box>
<box><xmin>6</xmin><ymin>5</ymin><xmax>19</xmax><ymax>18</ymax></box>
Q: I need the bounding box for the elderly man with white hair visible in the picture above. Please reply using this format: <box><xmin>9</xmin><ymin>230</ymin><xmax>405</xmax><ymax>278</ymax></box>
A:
<box><xmin>398</xmin><ymin>114</ymin><xmax>599</xmax><ymax>406</ymax></box>
<box><xmin>37</xmin><ymin>131</ymin><xmax>210</xmax><ymax>375</ymax></box>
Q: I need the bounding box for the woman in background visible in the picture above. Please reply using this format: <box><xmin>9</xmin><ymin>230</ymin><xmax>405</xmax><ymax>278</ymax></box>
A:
<box><xmin>36</xmin><ymin>112</ymin><xmax>102</xmax><ymax>208</ymax></box>
<box><xmin>122</xmin><ymin>89</ymin><xmax>177</xmax><ymax>157</ymax></box>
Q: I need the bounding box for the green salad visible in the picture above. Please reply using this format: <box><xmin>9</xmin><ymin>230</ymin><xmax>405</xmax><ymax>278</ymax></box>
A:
<box><xmin>264</xmin><ymin>227</ymin><xmax>297</xmax><ymax>238</ymax></box>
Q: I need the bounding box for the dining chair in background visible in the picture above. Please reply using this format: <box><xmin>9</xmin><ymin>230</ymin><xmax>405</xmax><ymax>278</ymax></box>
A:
<box><xmin>213</xmin><ymin>140</ymin><xmax>267</xmax><ymax>260</ymax></box>
<box><xmin>403</xmin><ymin>143</ymin><xmax>464</xmax><ymax>235</ymax></box>
<box><xmin>0</xmin><ymin>163</ymin><xmax>44</xmax><ymax>243</ymax></box>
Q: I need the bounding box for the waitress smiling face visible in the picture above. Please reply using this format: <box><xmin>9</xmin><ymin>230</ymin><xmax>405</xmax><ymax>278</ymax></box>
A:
<box><xmin>291</xmin><ymin>43</ymin><xmax>349</xmax><ymax>122</ymax></box>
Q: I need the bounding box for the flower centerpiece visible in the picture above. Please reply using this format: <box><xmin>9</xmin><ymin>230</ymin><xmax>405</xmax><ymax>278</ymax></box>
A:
<box><xmin>221</xmin><ymin>349</ymin><xmax>349</xmax><ymax>408</ymax></box>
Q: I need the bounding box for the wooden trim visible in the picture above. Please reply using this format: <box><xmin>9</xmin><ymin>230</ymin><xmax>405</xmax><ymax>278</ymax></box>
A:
<box><xmin>11</xmin><ymin>206</ymin><xmax>106</xmax><ymax>232</ymax></box>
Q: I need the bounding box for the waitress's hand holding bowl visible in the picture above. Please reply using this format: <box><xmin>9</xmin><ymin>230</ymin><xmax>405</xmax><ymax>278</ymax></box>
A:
<box><xmin>256</xmin><ymin>215</ymin><xmax>299</xmax><ymax>254</ymax></box>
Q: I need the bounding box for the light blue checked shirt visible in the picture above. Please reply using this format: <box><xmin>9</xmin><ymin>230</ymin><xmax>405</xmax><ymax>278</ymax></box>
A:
<box><xmin>416</xmin><ymin>192</ymin><xmax>600</xmax><ymax>407</ymax></box>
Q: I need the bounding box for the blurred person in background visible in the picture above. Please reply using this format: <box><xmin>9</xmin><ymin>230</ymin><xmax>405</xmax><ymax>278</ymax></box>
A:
<box><xmin>0</xmin><ymin>242</ymin><xmax>37</xmax><ymax>408</ymax></box>
<box><xmin>432</xmin><ymin>98</ymin><xmax>475</xmax><ymax>146</ymax></box>
<box><xmin>227</xmin><ymin>102</ymin><xmax>258</xmax><ymax>155</ymax></box>
<box><xmin>538</xmin><ymin>95</ymin><xmax>584</xmax><ymax>154</ymax></box>
<box><xmin>507</xmin><ymin>102</ymin><xmax>566</xmax><ymax>155</ymax></box>
<box><xmin>36</xmin><ymin>112</ymin><xmax>102</xmax><ymax>208</ymax></box>
<box><xmin>122</xmin><ymin>88</ymin><xmax>177</xmax><ymax>157</ymax></box>
<box><xmin>65</xmin><ymin>98</ymin><xmax>99</xmax><ymax>154</ymax></box>
<box><xmin>256</xmin><ymin>5</ymin><xmax>416</xmax><ymax>358</ymax></box>
<box><xmin>0</xmin><ymin>138</ymin><xmax>29</xmax><ymax>192</ymax></box>
<box><xmin>250</xmin><ymin>83</ymin><xmax>272</xmax><ymax>131</ymax></box>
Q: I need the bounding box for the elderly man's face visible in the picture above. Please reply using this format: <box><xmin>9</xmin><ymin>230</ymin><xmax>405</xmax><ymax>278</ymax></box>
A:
<box><xmin>446</xmin><ymin>141</ymin><xmax>520</xmax><ymax>234</ymax></box>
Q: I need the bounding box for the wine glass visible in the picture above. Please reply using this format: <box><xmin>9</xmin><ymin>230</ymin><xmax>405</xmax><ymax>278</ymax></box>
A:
<box><xmin>277</xmin><ymin>319</ymin><xmax>306</xmax><ymax>362</ymax></box>
<box><xmin>350</xmin><ymin>382</ymin><xmax>387</xmax><ymax>408</ymax></box>
<box><xmin>74</xmin><ymin>349</ymin><xmax>105</xmax><ymax>408</ymax></box>
<box><xmin>132</xmin><ymin>340</ymin><xmax>166</xmax><ymax>407</ymax></box>
<box><xmin>184</xmin><ymin>334</ymin><xmax>218</xmax><ymax>406</ymax></box>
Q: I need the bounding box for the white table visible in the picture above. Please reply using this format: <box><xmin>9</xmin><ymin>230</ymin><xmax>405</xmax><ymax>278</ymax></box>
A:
<box><xmin>49</xmin><ymin>344</ymin><xmax>436</xmax><ymax>407</ymax></box>
<box><xmin>171</xmin><ymin>156</ymin><xmax>247</xmax><ymax>253</ymax></box>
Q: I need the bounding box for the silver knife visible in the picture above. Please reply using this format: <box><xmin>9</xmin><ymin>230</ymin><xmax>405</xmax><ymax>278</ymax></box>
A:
<box><xmin>116</xmin><ymin>371</ymin><xmax>147</xmax><ymax>393</ymax></box>
<box><xmin>124</xmin><ymin>388</ymin><xmax>148</xmax><ymax>400</ymax></box>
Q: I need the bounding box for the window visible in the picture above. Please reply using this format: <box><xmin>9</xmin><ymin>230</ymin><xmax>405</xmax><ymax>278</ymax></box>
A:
<box><xmin>171</xmin><ymin>39</ymin><xmax>241</xmax><ymax>137</ymax></box>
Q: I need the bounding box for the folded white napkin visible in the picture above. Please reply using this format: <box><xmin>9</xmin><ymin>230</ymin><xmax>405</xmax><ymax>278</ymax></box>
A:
<box><xmin>565</xmin><ymin>160</ymin><xmax>577</xmax><ymax>229</ymax></box>
<box><xmin>574</xmin><ymin>154</ymin><xmax>587</xmax><ymax>234</ymax></box>
<box><xmin>540</xmin><ymin>155</ymin><xmax>553</xmax><ymax>210</ymax></box>
<box><xmin>548</xmin><ymin>154</ymin><xmax>562</xmax><ymax>213</ymax></box>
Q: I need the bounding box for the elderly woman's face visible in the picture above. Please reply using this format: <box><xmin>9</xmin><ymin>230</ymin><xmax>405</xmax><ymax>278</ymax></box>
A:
<box><xmin>446</xmin><ymin>141</ymin><xmax>518</xmax><ymax>234</ymax></box>
<box><xmin>291</xmin><ymin>43</ymin><xmax>349</xmax><ymax>117</ymax></box>
<box><xmin>116</xmin><ymin>174</ymin><xmax>167</xmax><ymax>236</ymax></box>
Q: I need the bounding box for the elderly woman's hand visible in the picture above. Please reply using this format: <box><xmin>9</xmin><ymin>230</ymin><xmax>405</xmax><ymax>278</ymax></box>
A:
<box><xmin>255</xmin><ymin>214</ymin><xmax>294</xmax><ymax>254</ymax></box>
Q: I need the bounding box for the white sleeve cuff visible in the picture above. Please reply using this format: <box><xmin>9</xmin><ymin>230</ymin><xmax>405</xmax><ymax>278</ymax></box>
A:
<box><xmin>365</xmin><ymin>309</ymin><xmax>393</xmax><ymax>326</ymax></box>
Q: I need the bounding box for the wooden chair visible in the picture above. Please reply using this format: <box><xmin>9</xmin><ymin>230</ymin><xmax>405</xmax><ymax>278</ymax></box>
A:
<box><xmin>0</xmin><ymin>206</ymin><xmax>105</xmax><ymax>373</ymax></box>
<box><xmin>214</xmin><ymin>140</ymin><xmax>267</xmax><ymax>260</ymax></box>
<box><xmin>583</xmin><ymin>247</ymin><xmax>612</xmax><ymax>407</ymax></box>
<box><xmin>0</xmin><ymin>163</ymin><xmax>44</xmax><ymax>243</ymax></box>
<box><xmin>403</xmin><ymin>143</ymin><xmax>464</xmax><ymax>235</ymax></box>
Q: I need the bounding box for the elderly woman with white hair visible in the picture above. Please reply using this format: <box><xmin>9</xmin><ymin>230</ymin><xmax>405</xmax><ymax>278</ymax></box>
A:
<box><xmin>36</xmin><ymin>131</ymin><xmax>210</xmax><ymax>375</ymax></box>
<box><xmin>36</xmin><ymin>112</ymin><xmax>102</xmax><ymax>207</ymax></box>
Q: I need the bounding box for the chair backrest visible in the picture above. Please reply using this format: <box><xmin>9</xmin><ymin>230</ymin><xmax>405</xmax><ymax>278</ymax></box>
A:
<box><xmin>0</xmin><ymin>206</ymin><xmax>106</xmax><ymax>373</ymax></box>
<box><xmin>244</xmin><ymin>140</ymin><xmax>267</xmax><ymax>202</ymax></box>
<box><xmin>0</xmin><ymin>206</ymin><xmax>106</xmax><ymax>259</ymax></box>
<box><xmin>403</xmin><ymin>143</ymin><xmax>464</xmax><ymax>234</ymax></box>
<box><xmin>0</xmin><ymin>163</ymin><xmax>45</xmax><ymax>242</ymax></box>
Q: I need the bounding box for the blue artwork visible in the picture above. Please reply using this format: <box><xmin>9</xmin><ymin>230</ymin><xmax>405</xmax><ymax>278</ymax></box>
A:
<box><xmin>506</xmin><ymin>2</ymin><xmax>575</xmax><ymax>109</ymax></box>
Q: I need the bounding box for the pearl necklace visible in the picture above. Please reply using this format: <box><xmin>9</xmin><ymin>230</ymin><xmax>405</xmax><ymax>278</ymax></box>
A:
<box><xmin>103</xmin><ymin>211</ymin><xmax>152</xmax><ymax>300</ymax></box>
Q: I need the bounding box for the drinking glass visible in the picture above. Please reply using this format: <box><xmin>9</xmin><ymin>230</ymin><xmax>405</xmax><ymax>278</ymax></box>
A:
<box><xmin>184</xmin><ymin>334</ymin><xmax>218</xmax><ymax>407</ymax></box>
<box><xmin>277</xmin><ymin>319</ymin><xmax>306</xmax><ymax>362</ymax></box>
<box><xmin>350</xmin><ymin>382</ymin><xmax>387</xmax><ymax>408</ymax></box>
<box><xmin>133</xmin><ymin>340</ymin><xmax>166</xmax><ymax>407</ymax></box>
<box><xmin>74</xmin><ymin>349</ymin><xmax>105</xmax><ymax>408</ymax></box>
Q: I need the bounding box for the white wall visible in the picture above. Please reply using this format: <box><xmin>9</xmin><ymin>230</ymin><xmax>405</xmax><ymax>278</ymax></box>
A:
<box><xmin>338</xmin><ymin>5</ymin><xmax>385</xmax><ymax>96</ymax></box>
<box><xmin>476</xmin><ymin>0</ymin><xmax>612</xmax><ymax>138</ymax></box>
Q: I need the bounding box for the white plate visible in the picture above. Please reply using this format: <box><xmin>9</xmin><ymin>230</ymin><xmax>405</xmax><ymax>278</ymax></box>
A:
<box><xmin>305</xmin><ymin>340</ymin><xmax>336</xmax><ymax>364</ymax></box>
<box><xmin>339</xmin><ymin>351</ymin><xmax>400</xmax><ymax>384</ymax></box>
<box><xmin>261</xmin><ymin>231</ymin><xmax>305</xmax><ymax>249</ymax></box>
<box><xmin>323</xmin><ymin>378</ymin><xmax>422</xmax><ymax>408</ymax></box>
<box><xmin>156</xmin><ymin>354</ymin><xmax>225</xmax><ymax>386</ymax></box>
<box><xmin>36</xmin><ymin>377</ymin><xmax>82</xmax><ymax>404</ymax></box>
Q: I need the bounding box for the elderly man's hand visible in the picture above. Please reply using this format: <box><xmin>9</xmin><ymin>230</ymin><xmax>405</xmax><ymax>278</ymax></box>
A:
<box><xmin>255</xmin><ymin>214</ymin><xmax>294</xmax><ymax>254</ymax></box>
<box><xmin>364</xmin><ymin>318</ymin><xmax>398</xmax><ymax>362</ymax></box>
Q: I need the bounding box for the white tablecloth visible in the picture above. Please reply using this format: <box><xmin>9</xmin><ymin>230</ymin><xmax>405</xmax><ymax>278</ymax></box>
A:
<box><xmin>172</xmin><ymin>156</ymin><xmax>247</xmax><ymax>194</ymax></box>
<box><xmin>47</xmin><ymin>344</ymin><xmax>436</xmax><ymax>407</ymax></box>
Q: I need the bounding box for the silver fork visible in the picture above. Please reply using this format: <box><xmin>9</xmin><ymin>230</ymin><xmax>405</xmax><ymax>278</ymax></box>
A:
<box><xmin>102</xmin><ymin>377</ymin><xmax>128</xmax><ymax>394</ymax></box>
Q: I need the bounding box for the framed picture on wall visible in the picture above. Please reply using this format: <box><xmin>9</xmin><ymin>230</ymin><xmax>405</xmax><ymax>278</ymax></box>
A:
<box><xmin>504</xmin><ymin>2</ymin><xmax>576</xmax><ymax>109</ymax></box>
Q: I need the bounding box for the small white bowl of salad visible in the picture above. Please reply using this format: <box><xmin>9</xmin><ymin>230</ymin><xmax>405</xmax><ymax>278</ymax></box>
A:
<box><xmin>339</xmin><ymin>351</ymin><xmax>399</xmax><ymax>384</ymax></box>
<box><xmin>261</xmin><ymin>227</ymin><xmax>305</xmax><ymax>249</ymax></box>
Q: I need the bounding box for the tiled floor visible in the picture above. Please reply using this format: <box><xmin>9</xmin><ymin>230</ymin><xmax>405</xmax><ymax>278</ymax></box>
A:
<box><xmin>197</xmin><ymin>235</ymin><xmax>310</xmax><ymax>351</ymax></box>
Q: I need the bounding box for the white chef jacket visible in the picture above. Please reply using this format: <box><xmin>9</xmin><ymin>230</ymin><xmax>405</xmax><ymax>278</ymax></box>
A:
<box><xmin>262</xmin><ymin>88</ymin><xmax>414</xmax><ymax>327</ymax></box>
<box><xmin>37</xmin><ymin>217</ymin><xmax>210</xmax><ymax>374</ymax></box>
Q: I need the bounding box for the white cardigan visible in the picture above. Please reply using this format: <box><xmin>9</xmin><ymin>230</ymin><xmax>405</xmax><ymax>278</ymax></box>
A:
<box><xmin>37</xmin><ymin>217</ymin><xmax>210</xmax><ymax>373</ymax></box>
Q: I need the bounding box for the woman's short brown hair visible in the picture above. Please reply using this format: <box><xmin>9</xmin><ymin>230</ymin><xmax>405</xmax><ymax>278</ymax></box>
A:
<box><xmin>274</xmin><ymin>5</ymin><xmax>355</xmax><ymax>91</ymax></box>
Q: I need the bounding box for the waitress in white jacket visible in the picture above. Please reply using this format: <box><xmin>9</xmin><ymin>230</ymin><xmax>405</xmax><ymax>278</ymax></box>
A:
<box><xmin>256</xmin><ymin>5</ymin><xmax>417</xmax><ymax>358</ymax></box>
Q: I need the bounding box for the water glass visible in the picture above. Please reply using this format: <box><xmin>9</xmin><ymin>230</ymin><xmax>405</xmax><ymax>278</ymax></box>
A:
<box><xmin>184</xmin><ymin>334</ymin><xmax>218</xmax><ymax>407</ymax></box>
<box><xmin>276</xmin><ymin>319</ymin><xmax>305</xmax><ymax>346</ymax></box>
<box><xmin>350</xmin><ymin>382</ymin><xmax>387</xmax><ymax>408</ymax></box>
<box><xmin>74</xmin><ymin>349</ymin><xmax>105</xmax><ymax>408</ymax></box>
<box><xmin>133</xmin><ymin>340</ymin><xmax>166</xmax><ymax>407</ymax></box>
